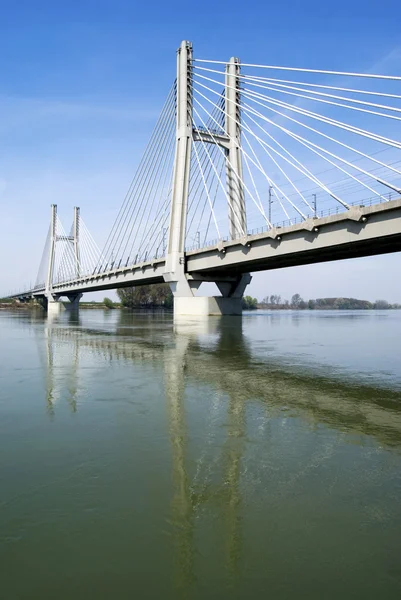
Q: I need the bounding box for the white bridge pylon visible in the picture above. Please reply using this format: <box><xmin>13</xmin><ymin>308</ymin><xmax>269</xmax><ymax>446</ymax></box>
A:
<box><xmin>8</xmin><ymin>40</ymin><xmax>401</xmax><ymax>316</ymax></box>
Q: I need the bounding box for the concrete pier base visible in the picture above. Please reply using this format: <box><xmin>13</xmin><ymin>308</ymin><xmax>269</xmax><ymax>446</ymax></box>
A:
<box><xmin>45</xmin><ymin>293</ymin><xmax>82</xmax><ymax>316</ymax></box>
<box><xmin>174</xmin><ymin>296</ymin><xmax>242</xmax><ymax>317</ymax></box>
<box><xmin>47</xmin><ymin>300</ymin><xmax>64</xmax><ymax>316</ymax></box>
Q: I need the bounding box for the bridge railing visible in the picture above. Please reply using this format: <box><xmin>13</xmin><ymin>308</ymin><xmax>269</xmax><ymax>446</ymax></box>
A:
<box><xmin>184</xmin><ymin>194</ymin><xmax>394</xmax><ymax>252</ymax></box>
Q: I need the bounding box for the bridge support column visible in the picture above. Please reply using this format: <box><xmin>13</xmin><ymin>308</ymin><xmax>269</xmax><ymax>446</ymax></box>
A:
<box><xmin>44</xmin><ymin>293</ymin><xmax>83</xmax><ymax>316</ymax></box>
<box><xmin>172</xmin><ymin>274</ymin><xmax>251</xmax><ymax>317</ymax></box>
<box><xmin>225</xmin><ymin>57</ymin><xmax>246</xmax><ymax>240</ymax></box>
<box><xmin>164</xmin><ymin>41</ymin><xmax>194</xmax><ymax>299</ymax></box>
<box><xmin>173</xmin><ymin>296</ymin><xmax>242</xmax><ymax>317</ymax></box>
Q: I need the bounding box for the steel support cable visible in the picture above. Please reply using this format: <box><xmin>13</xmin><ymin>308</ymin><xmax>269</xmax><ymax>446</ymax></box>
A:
<box><xmin>192</xmin><ymin>103</ymin><xmax>250</xmax><ymax>234</ymax></box>
<box><xmin>80</xmin><ymin>225</ymin><xmax>98</xmax><ymax>276</ymax></box>
<box><xmin>99</xmin><ymin>90</ymin><xmax>175</xmax><ymax>269</ymax></box>
<box><xmin>126</xmin><ymin>122</ymin><xmax>175</xmax><ymax>263</ymax></box>
<box><xmin>278</xmin><ymin>163</ymin><xmax>400</xmax><ymax>203</ymax></box>
<box><xmin>192</xmin><ymin>134</ymin><xmax>222</xmax><ymax>239</ymax></box>
<box><xmin>186</xmin><ymin>142</ymin><xmax>221</xmax><ymax>237</ymax></box>
<box><xmin>57</xmin><ymin>240</ymin><xmax>72</xmax><ymax>282</ymax></box>
<box><xmin>240</xmin><ymin>85</ymin><xmax>401</xmax><ymax>153</ymax></box>
<box><xmin>193</xmin><ymin>66</ymin><xmax>401</xmax><ymax>115</ymax></box>
<box><xmin>35</xmin><ymin>226</ymin><xmax>51</xmax><ymax>287</ymax></box>
<box><xmin>186</xmin><ymin>99</ymin><xmax>224</xmax><ymax>220</ymax></box>
<box><xmin>240</xmin><ymin>124</ymin><xmax>311</xmax><ymax>217</ymax></box>
<box><xmin>269</xmin><ymin>147</ymin><xmax>398</xmax><ymax>189</ymax></box>
<box><xmin>55</xmin><ymin>218</ymin><xmax>75</xmax><ymax>282</ymax></box>
<box><xmin>134</xmin><ymin>120</ymin><xmax>177</xmax><ymax>259</ymax></box>
<box><xmin>140</xmin><ymin>191</ymin><xmax>173</xmax><ymax>260</ymax></box>
<box><xmin>187</xmin><ymin>146</ymin><xmax>221</xmax><ymax>242</ymax></box>
<box><xmin>244</xmin><ymin>118</ymin><xmax>388</xmax><ymax>210</ymax></box>
<box><xmin>99</xmin><ymin>89</ymin><xmax>175</xmax><ymax>269</ymax></box>
<box><xmin>241</xmin><ymin>78</ymin><xmax>401</xmax><ymax>122</ymax></box>
<box><xmin>233</xmin><ymin>83</ymin><xmax>401</xmax><ymax>182</ymax></box>
<box><xmin>243</xmin><ymin>124</ymin><xmax>301</xmax><ymax>222</ymax></box>
<box><xmin>56</xmin><ymin>238</ymin><xmax>70</xmax><ymax>283</ymax></box>
<box><xmin>81</xmin><ymin>220</ymin><xmax>105</xmax><ymax>273</ymax></box>
<box><xmin>136</xmin><ymin>185</ymin><xmax>173</xmax><ymax>262</ymax></box>
<box><xmin>36</xmin><ymin>228</ymin><xmax>51</xmax><ymax>286</ymax></box>
<box><xmin>185</xmin><ymin>144</ymin><xmax>212</xmax><ymax>223</ymax></box>
<box><xmin>54</xmin><ymin>219</ymin><xmax>69</xmax><ymax>282</ymax></box>
<box><xmin>110</xmin><ymin>117</ymin><xmax>174</xmax><ymax>266</ymax></box>
<box><xmin>58</xmin><ymin>242</ymin><xmax>73</xmax><ymax>282</ymax></box>
<box><xmin>201</xmin><ymin>154</ymin><xmax>226</xmax><ymax>247</ymax></box>
<box><xmin>241</xmin><ymin>78</ymin><xmax>401</xmax><ymax>117</ymax></box>
<box><xmin>68</xmin><ymin>221</ymin><xmax>86</xmax><ymax>277</ymax></box>
<box><xmin>186</xmin><ymin>143</ymin><xmax>217</xmax><ymax>229</ymax></box>
<box><xmin>98</xmin><ymin>85</ymin><xmax>176</xmax><ymax>268</ymax></box>
<box><xmin>139</xmin><ymin>95</ymin><xmax>224</xmax><ymax>260</ymax></box>
<box><xmin>194</xmin><ymin>86</ymin><xmax>304</xmax><ymax>223</ymax></box>
<box><xmin>79</xmin><ymin>221</ymin><xmax>98</xmax><ymax>271</ymax></box>
<box><xmin>105</xmin><ymin>97</ymin><xmax>176</xmax><ymax>268</ymax></box>
<box><xmin>67</xmin><ymin>222</ymin><xmax>86</xmax><ymax>278</ymax></box>
<box><xmin>193</xmin><ymin>101</ymin><xmax>269</xmax><ymax>230</ymax></box>
<box><xmin>60</xmin><ymin>238</ymin><xmax>78</xmax><ymax>282</ymax></box>
<box><xmin>242</xmin><ymin>109</ymin><xmax>388</xmax><ymax>204</ymax></box>
<box><xmin>116</xmin><ymin>104</ymin><xmax>176</xmax><ymax>265</ymax></box>
<box><xmin>193</xmin><ymin>90</ymin><xmax>306</xmax><ymax>220</ymax></box>
<box><xmin>151</xmin><ymin>125</ymin><xmax>227</xmax><ymax>257</ymax></box>
<box><xmin>242</xmin><ymin>104</ymin><xmax>382</xmax><ymax>206</ymax></box>
<box><xmin>241</xmin><ymin>95</ymin><xmax>401</xmax><ymax>195</ymax></box>
<box><xmin>242</xmin><ymin>136</ymin><xmax>292</xmax><ymax>224</ymax></box>
<box><xmin>140</xmin><ymin>196</ymin><xmax>173</xmax><ymax>261</ymax></box>
<box><xmin>192</xmin><ymin>78</ymin><xmax>347</xmax><ymax>209</ymax></box>
<box><xmin>241</xmin><ymin>118</ymin><xmax>314</xmax><ymax>213</ymax></box>
<box><xmin>64</xmin><ymin>219</ymin><xmax>87</xmax><ymax>279</ymax></box>
<box><xmin>241</xmin><ymin>144</ymin><xmax>267</xmax><ymax>217</ymax></box>
<box><xmin>194</xmin><ymin>71</ymin><xmax>401</xmax><ymax>152</ymax></box>
<box><xmin>193</xmin><ymin>65</ymin><xmax>401</xmax><ymax>100</ymax></box>
<box><xmin>60</xmin><ymin>220</ymin><xmax>82</xmax><ymax>280</ymax></box>
<box><xmin>193</xmin><ymin>59</ymin><xmax>401</xmax><ymax>81</ymax></box>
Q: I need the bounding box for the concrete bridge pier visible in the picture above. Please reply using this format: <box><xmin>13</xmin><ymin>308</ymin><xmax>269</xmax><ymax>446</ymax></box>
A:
<box><xmin>169</xmin><ymin>274</ymin><xmax>251</xmax><ymax>317</ymax></box>
<box><xmin>44</xmin><ymin>293</ymin><xmax>83</xmax><ymax>316</ymax></box>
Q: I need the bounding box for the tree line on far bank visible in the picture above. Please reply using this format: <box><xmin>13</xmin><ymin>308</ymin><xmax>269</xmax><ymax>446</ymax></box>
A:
<box><xmin>258</xmin><ymin>294</ymin><xmax>401</xmax><ymax>310</ymax></box>
<box><xmin>102</xmin><ymin>287</ymin><xmax>400</xmax><ymax>311</ymax></box>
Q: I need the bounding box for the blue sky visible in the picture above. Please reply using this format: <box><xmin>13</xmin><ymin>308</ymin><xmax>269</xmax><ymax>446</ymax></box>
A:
<box><xmin>1</xmin><ymin>0</ymin><xmax>401</xmax><ymax>301</ymax></box>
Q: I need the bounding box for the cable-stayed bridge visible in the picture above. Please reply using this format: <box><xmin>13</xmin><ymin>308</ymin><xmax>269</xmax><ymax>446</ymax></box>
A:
<box><xmin>8</xmin><ymin>41</ymin><xmax>401</xmax><ymax>316</ymax></box>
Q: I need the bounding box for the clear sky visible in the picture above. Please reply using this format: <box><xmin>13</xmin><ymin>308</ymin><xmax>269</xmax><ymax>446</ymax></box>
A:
<box><xmin>1</xmin><ymin>0</ymin><xmax>401</xmax><ymax>302</ymax></box>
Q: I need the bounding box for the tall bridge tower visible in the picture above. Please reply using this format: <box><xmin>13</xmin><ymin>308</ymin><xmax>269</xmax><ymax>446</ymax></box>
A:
<box><xmin>164</xmin><ymin>41</ymin><xmax>251</xmax><ymax>316</ymax></box>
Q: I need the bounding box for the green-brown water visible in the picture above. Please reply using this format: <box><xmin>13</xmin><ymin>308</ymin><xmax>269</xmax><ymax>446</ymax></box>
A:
<box><xmin>1</xmin><ymin>308</ymin><xmax>401</xmax><ymax>599</ymax></box>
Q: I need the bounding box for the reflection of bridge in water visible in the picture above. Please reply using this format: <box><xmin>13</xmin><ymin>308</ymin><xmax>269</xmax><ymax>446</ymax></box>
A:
<box><xmin>40</xmin><ymin>311</ymin><xmax>401</xmax><ymax>449</ymax></box>
<box><xmin>33</xmin><ymin>311</ymin><xmax>401</xmax><ymax>594</ymax></box>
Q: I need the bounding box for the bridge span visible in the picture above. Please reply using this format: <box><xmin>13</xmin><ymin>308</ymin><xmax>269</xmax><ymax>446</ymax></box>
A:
<box><xmin>7</xmin><ymin>40</ymin><xmax>401</xmax><ymax>316</ymax></box>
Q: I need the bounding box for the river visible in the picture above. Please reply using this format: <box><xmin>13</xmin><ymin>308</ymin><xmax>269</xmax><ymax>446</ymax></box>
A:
<box><xmin>1</xmin><ymin>308</ymin><xmax>401</xmax><ymax>599</ymax></box>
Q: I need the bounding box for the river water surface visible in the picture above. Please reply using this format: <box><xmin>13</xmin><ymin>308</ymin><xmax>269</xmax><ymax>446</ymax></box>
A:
<box><xmin>1</xmin><ymin>308</ymin><xmax>401</xmax><ymax>599</ymax></box>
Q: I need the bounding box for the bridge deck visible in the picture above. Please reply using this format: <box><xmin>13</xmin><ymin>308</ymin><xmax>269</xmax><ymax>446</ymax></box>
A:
<box><xmin>13</xmin><ymin>198</ymin><xmax>401</xmax><ymax>298</ymax></box>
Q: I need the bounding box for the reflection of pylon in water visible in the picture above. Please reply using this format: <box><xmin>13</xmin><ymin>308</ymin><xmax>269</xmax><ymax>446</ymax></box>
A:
<box><xmin>43</xmin><ymin>324</ymin><xmax>80</xmax><ymax>415</ymax></box>
<box><xmin>165</xmin><ymin>335</ymin><xmax>196</xmax><ymax>595</ymax></box>
<box><xmin>164</xmin><ymin>322</ymin><xmax>246</xmax><ymax>595</ymax></box>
